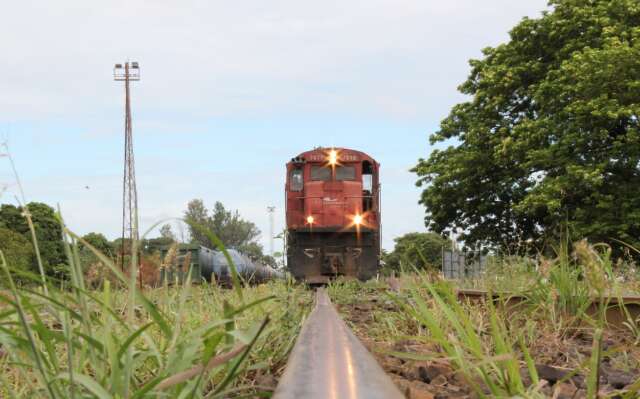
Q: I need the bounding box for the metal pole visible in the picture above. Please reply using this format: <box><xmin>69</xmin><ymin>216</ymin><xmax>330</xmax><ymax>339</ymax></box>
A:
<box><xmin>267</xmin><ymin>206</ymin><xmax>275</xmax><ymax>256</ymax></box>
<box><xmin>120</xmin><ymin>64</ymin><xmax>128</xmax><ymax>271</ymax></box>
<box><xmin>114</xmin><ymin>61</ymin><xmax>141</xmax><ymax>283</ymax></box>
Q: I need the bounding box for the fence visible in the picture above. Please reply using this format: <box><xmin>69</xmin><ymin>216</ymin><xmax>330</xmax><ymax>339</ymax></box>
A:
<box><xmin>442</xmin><ymin>249</ymin><xmax>487</xmax><ymax>279</ymax></box>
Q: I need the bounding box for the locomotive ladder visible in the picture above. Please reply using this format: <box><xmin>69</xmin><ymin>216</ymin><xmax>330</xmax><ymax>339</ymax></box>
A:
<box><xmin>273</xmin><ymin>288</ymin><xmax>403</xmax><ymax>399</ymax></box>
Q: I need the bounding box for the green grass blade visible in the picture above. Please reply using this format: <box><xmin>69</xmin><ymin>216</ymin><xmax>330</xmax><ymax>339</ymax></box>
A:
<box><xmin>54</xmin><ymin>372</ymin><xmax>112</xmax><ymax>399</ymax></box>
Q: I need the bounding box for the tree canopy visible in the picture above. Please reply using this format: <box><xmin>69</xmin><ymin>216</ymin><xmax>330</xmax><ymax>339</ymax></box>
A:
<box><xmin>159</xmin><ymin>224</ymin><xmax>175</xmax><ymax>240</ymax></box>
<box><xmin>414</xmin><ymin>0</ymin><xmax>640</xmax><ymax>253</ymax></box>
<box><xmin>0</xmin><ymin>203</ymin><xmax>66</xmax><ymax>275</ymax></box>
<box><xmin>184</xmin><ymin>199</ymin><xmax>267</xmax><ymax>260</ymax></box>
<box><xmin>383</xmin><ymin>232</ymin><xmax>450</xmax><ymax>272</ymax></box>
<box><xmin>81</xmin><ymin>232</ymin><xmax>113</xmax><ymax>256</ymax></box>
<box><xmin>0</xmin><ymin>227</ymin><xmax>35</xmax><ymax>282</ymax></box>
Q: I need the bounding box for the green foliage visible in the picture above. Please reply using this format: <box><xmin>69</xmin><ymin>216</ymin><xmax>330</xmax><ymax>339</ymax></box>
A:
<box><xmin>389</xmin><ymin>282</ymin><xmax>540</xmax><ymax>398</ymax></box>
<box><xmin>237</xmin><ymin>241</ymin><xmax>264</xmax><ymax>261</ymax></box>
<box><xmin>141</xmin><ymin>236</ymin><xmax>174</xmax><ymax>254</ymax></box>
<box><xmin>141</xmin><ymin>224</ymin><xmax>178</xmax><ymax>255</ymax></box>
<box><xmin>0</xmin><ymin>220</ymin><xmax>310</xmax><ymax>398</ymax></box>
<box><xmin>81</xmin><ymin>232</ymin><xmax>112</xmax><ymax>256</ymax></box>
<box><xmin>185</xmin><ymin>199</ymin><xmax>267</xmax><ymax>260</ymax></box>
<box><xmin>0</xmin><ymin>227</ymin><xmax>34</xmax><ymax>283</ymax></box>
<box><xmin>414</xmin><ymin>0</ymin><xmax>640</xmax><ymax>253</ymax></box>
<box><xmin>78</xmin><ymin>232</ymin><xmax>114</xmax><ymax>271</ymax></box>
<box><xmin>0</xmin><ymin>202</ymin><xmax>66</xmax><ymax>276</ymax></box>
<box><xmin>261</xmin><ymin>254</ymin><xmax>277</xmax><ymax>268</ymax></box>
<box><xmin>159</xmin><ymin>223</ymin><xmax>175</xmax><ymax>240</ymax></box>
<box><xmin>238</xmin><ymin>241</ymin><xmax>278</xmax><ymax>267</ymax></box>
<box><xmin>383</xmin><ymin>232</ymin><xmax>449</xmax><ymax>272</ymax></box>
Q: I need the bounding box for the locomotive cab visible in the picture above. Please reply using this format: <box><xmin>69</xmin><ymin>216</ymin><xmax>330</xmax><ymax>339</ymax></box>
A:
<box><xmin>285</xmin><ymin>148</ymin><xmax>381</xmax><ymax>283</ymax></box>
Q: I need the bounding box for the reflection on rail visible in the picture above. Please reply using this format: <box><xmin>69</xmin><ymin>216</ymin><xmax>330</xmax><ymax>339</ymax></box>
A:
<box><xmin>273</xmin><ymin>288</ymin><xmax>403</xmax><ymax>399</ymax></box>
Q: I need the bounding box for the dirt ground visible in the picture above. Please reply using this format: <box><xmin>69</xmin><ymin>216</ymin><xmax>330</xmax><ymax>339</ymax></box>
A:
<box><xmin>337</xmin><ymin>298</ymin><xmax>639</xmax><ymax>399</ymax></box>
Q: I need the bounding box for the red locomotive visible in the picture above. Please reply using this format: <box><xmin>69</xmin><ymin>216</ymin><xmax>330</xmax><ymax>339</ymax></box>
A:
<box><xmin>285</xmin><ymin>147</ymin><xmax>381</xmax><ymax>283</ymax></box>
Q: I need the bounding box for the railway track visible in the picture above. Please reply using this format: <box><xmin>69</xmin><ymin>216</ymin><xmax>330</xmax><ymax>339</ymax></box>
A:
<box><xmin>457</xmin><ymin>288</ymin><xmax>640</xmax><ymax>328</ymax></box>
<box><xmin>273</xmin><ymin>287</ymin><xmax>404</xmax><ymax>399</ymax></box>
<box><xmin>271</xmin><ymin>285</ymin><xmax>639</xmax><ymax>399</ymax></box>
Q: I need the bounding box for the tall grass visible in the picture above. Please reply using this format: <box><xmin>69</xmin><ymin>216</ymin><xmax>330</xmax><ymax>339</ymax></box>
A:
<box><xmin>384</xmin><ymin>241</ymin><xmax>637</xmax><ymax>398</ymax></box>
<box><xmin>325</xmin><ymin>241</ymin><xmax>639</xmax><ymax>398</ymax></box>
<box><xmin>0</xmin><ymin>214</ymin><xmax>308</xmax><ymax>398</ymax></box>
<box><xmin>387</xmin><ymin>279</ymin><xmax>546</xmax><ymax>398</ymax></box>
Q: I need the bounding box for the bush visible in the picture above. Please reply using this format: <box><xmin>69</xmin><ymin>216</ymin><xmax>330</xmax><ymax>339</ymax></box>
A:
<box><xmin>0</xmin><ymin>227</ymin><xmax>35</xmax><ymax>284</ymax></box>
<box><xmin>383</xmin><ymin>232</ymin><xmax>449</xmax><ymax>273</ymax></box>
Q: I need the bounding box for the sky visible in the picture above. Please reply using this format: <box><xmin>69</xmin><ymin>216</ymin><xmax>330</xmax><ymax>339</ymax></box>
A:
<box><xmin>0</xmin><ymin>0</ymin><xmax>549</xmax><ymax>253</ymax></box>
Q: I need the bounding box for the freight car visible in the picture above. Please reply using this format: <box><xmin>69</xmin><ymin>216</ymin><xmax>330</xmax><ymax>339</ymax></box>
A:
<box><xmin>285</xmin><ymin>147</ymin><xmax>381</xmax><ymax>283</ymax></box>
<box><xmin>160</xmin><ymin>244</ymin><xmax>284</xmax><ymax>285</ymax></box>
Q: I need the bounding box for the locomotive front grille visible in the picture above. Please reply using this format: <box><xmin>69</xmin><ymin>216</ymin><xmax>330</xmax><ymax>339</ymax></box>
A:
<box><xmin>322</xmin><ymin>252</ymin><xmax>343</xmax><ymax>275</ymax></box>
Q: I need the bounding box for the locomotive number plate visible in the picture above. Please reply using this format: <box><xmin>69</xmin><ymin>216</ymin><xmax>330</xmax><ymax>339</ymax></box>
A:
<box><xmin>307</xmin><ymin>153</ymin><xmax>359</xmax><ymax>162</ymax></box>
<box><xmin>308</xmin><ymin>154</ymin><xmax>324</xmax><ymax>162</ymax></box>
<box><xmin>340</xmin><ymin>154</ymin><xmax>359</xmax><ymax>162</ymax></box>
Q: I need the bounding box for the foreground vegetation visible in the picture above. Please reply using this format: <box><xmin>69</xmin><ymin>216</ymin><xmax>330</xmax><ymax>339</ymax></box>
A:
<box><xmin>2</xmin><ymin>213</ymin><xmax>638</xmax><ymax>399</ymax></box>
<box><xmin>331</xmin><ymin>241</ymin><xmax>640</xmax><ymax>398</ymax></box>
<box><xmin>0</xmin><ymin>200</ymin><xmax>282</xmax><ymax>287</ymax></box>
<box><xmin>1</xmin><ymin>282</ymin><xmax>310</xmax><ymax>398</ymax></box>
<box><xmin>0</xmin><ymin>217</ymin><xmax>311</xmax><ymax>398</ymax></box>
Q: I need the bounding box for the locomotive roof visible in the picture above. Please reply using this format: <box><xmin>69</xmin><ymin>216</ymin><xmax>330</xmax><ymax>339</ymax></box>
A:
<box><xmin>288</xmin><ymin>147</ymin><xmax>378</xmax><ymax>164</ymax></box>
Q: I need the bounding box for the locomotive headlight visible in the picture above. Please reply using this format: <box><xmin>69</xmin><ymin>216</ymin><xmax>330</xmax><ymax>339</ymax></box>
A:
<box><xmin>306</xmin><ymin>215</ymin><xmax>315</xmax><ymax>224</ymax></box>
<box><xmin>328</xmin><ymin>149</ymin><xmax>338</xmax><ymax>166</ymax></box>
<box><xmin>353</xmin><ymin>214</ymin><xmax>363</xmax><ymax>225</ymax></box>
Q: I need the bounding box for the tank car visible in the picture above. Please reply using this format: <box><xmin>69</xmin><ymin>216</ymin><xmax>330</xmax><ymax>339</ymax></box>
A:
<box><xmin>160</xmin><ymin>244</ymin><xmax>284</xmax><ymax>285</ymax></box>
<box><xmin>285</xmin><ymin>147</ymin><xmax>381</xmax><ymax>283</ymax></box>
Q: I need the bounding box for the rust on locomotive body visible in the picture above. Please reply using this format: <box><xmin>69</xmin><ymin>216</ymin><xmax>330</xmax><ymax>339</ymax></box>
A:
<box><xmin>285</xmin><ymin>147</ymin><xmax>381</xmax><ymax>283</ymax></box>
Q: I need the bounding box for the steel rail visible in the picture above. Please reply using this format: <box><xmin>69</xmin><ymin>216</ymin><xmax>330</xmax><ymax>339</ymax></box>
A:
<box><xmin>273</xmin><ymin>288</ymin><xmax>403</xmax><ymax>399</ymax></box>
<box><xmin>457</xmin><ymin>289</ymin><xmax>640</xmax><ymax>328</ymax></box>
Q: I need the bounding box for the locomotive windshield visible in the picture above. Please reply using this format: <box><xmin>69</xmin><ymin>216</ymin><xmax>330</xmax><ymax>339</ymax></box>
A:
<box><xmin>311</xmin><ymin>166</ymin><xmax>331</xmax><ymax>181</ymax></box>
<box><xmin>336</xmin><ymin>165</ymin><xmax>356</xmax><ymax>181</ymax></box>
<box><xmin>311</xmin><ymin>165</ymin><xmax>356</xmax><ymax>181</ymax></box>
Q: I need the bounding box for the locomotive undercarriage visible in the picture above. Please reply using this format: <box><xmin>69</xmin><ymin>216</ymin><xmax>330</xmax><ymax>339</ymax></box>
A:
<box><xmin>287</xmin><ymin>231</ymin><xmax>379</xmax><ymax>283</ymax></box>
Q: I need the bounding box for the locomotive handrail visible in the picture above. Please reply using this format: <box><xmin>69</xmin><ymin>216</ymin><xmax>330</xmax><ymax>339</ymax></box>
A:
<box><xmin>273</xmin><ymin>288</ymin><xmax>403</xmax><ymax>399</ymax></box>
<box><xmin>294</xmin><ymin>194</ymin><xmax>375</xmax><ymax>199</ymax></box>
<box><xmin>296</xmin><ymin>195</ymin><xmax>374</xmax><ymax>199</ymax></box>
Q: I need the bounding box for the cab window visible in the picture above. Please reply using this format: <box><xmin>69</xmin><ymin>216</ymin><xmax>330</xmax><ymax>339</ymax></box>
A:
<box><xmin>290</xmin><ymin>168</ymin><xmax>303</xmax><ymax>191</ymax></box>
<box><xmin>310</xmin><ymin>166</ymin><xmax>331</xmax><ymax>181</ymax></box>
<box><xmin>336</xmin><ymin>165</ymin><xmax>356</xmax><ymax>181</ymax></box>
<box><xmin>363</xmin><ymin>174</ymin><xmax>373</xmax><ymax>191</ymax></box>
<box><xmin>362</xmin><ymin>160</ymin><xmax>374</xmax><ymax>211</ymax></box>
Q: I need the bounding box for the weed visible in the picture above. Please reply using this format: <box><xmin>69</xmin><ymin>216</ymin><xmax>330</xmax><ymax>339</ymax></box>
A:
<box><xmin>0</xmin><ymin>215</ymin><xmax>309</xmax><ymax>398</ymax></box>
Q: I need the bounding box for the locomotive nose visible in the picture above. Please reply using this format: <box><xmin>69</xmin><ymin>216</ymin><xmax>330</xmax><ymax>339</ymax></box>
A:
<box><xmin>286</xmin><ymin>148</ymin><xmax>380</xmax><ymax>282</ymax></box>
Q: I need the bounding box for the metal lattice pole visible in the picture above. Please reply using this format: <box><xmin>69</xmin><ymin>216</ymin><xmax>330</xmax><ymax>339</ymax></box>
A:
<box><xmin>114</xmin><ymin>62</ymin><xmax>141</xmax><ymax>273</ymax></box>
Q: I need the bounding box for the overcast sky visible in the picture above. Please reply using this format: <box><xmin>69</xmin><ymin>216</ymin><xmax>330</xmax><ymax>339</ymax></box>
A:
<box><xmin>1</xmin><ymin>0</ymin><xmax>549</xmax><ymax>252</ymax></box>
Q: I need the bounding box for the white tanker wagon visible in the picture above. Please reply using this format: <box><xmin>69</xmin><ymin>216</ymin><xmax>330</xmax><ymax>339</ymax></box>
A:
<box><xmin>159</xmin><ymin>244</ymin><xmax>284</xmax><ymax>286</ymax></box>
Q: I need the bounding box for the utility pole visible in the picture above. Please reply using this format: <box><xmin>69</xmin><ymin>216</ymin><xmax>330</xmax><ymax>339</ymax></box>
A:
<box><xmin>114</xmin><ymin>62</ymin><xmax>140</xmax><ymax>274</ymax></box>
<box><xmin>267</xmin><ymin>206</ymin><xmax>275</xmax><ymax>256</ymax></box>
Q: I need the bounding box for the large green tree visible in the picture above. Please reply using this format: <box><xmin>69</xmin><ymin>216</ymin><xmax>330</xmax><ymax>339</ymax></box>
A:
<box><xmin>414</xmin><ymin>0</ymin><xmax>640</xmax><ymax>253</ymax></box>
<box><xmin>184</xmin><ymin>199</ymin><xmax>262</xmax><ymax>250</ymax></box>
<box><xmin>0</xmin><ymin>203</ymin><xmax>66</xmax><ymax>275</ymax></box>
